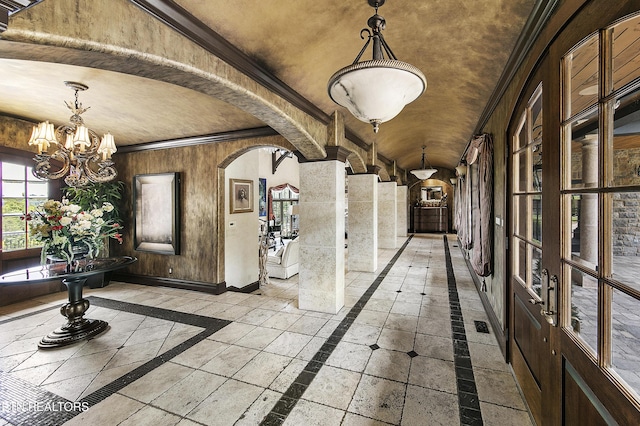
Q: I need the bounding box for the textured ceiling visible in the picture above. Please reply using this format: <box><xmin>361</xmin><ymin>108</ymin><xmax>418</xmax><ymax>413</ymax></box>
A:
<box><xmin>0</xmin><ymin>0</ymin><xmax>535</xmax><ymax>173</ymax></box>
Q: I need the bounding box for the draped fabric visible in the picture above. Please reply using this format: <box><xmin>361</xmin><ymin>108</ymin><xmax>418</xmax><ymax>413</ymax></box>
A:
<box><xmin>469</xmin><ymin>134</ymin><xmax>493</xmax><ymax>277</ymax></box>
<box><xmin>267</xmin><ymin>183</ymin><xmax>299</xmax><ymax>221</ymax></box>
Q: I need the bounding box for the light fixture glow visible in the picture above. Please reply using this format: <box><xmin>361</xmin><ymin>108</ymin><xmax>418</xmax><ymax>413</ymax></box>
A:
<box><xmin>327</xmin><ymin>0</ymin><xmax>426</xmax><ymax>133</ymax></box>
<box><xmin>410</xmin><ymin>145</ymin><xmax>437</xmax><ymax>180</ymax></box>
<box><xmin>27</xmin><ymin>81</ymin><xmax>117</xmax><ymax>187</ymax></box>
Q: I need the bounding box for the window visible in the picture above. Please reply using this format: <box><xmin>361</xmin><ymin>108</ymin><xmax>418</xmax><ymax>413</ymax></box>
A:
<box><xmin>512</xmin><ymin>84</ymin><xmax>543</xmax><ymax>298</ymax></box>
<box><xmin>1</xmin><ymin>160</ymin><xmax>49</xmax><ymax>251</ymax></box>
<box><xmin>270</xmin><ymin>184</ymin><xmax>299</xmax><ymax>236</ymax></box>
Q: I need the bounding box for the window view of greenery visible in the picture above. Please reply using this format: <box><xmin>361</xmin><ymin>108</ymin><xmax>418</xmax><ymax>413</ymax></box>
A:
<box><xmin>272</xmin><ymin>186</ymin><xmax>299</xmax><ymax>237</ymax></box>
<box><xmin>2</xmin><ymin>162</ymin><xmax>48</xmax><ymax>251</ymax></box>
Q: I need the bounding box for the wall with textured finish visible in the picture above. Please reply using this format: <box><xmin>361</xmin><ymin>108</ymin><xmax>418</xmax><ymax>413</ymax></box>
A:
<box><xmin>111</xmin><ymin>135</ymin><xmax>291</xmax><ymax>288</ymax></box>
<box><xmin>0</xmin><ymin>116</ymin><xmax>34</xmax><ymax>150</ymax></box>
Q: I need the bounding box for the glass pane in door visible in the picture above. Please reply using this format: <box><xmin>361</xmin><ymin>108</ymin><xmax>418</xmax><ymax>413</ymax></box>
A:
<box><xmin>611</xmin><ymin>191</ymin><xmax>640</xmax><ymax>292</ymax></box>
<box><xmin>568</xmin><ymin>265</ymin><xmax>598</xmax><ymax>355</ymax></box>
<box><xmin>567</xmin><ymin>110</ymin><xmax>599</xmax><ymax>189</ymax></box>
<box><xmin>611</xmin><ymin>287</ymin><xmax>640</xmax><ymax>396</ymax></box>
<box><xmin>565</xmin><ymin>32</ymin><xmax>599</xmax><ymax>119</ymax></box>
<box><xmin>612</xmin><ymin>14</ymin><xmax>640</xmax><ymax>91</ymax></box>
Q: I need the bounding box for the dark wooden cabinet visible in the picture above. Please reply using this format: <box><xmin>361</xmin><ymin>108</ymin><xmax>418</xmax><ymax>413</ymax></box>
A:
<box><xmin>411</xmin><ymin>206</ymin><xmax>448</xmax><ymax>233</ymax></box>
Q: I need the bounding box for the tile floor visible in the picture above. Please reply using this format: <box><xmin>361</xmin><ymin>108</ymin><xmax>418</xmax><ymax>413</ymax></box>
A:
<box><xmin>0</xmin><ymin>234</ymin><xmax>533</xmax><ymax>425</ymax></box>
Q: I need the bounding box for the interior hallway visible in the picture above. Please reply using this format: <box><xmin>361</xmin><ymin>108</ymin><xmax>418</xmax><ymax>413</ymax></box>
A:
<box><xmin>0</xmin><ymin>234</ymin><xmax>531</xmax><ymax>425</ymax></box>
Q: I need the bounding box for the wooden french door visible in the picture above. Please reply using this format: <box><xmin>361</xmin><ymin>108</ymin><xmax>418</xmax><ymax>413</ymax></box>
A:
<box><xmin>509</xmin><ymin>8</ymin><xmax>640</xmax><ymax>425</ymax></box>
<box><xmin>510</xmin><ymin>79</ymin><xmax>560</xmax><ymax>425</ymax></box>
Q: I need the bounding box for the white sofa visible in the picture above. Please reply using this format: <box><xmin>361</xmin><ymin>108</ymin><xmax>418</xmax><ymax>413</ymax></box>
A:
<box><xmin>266</xmin><ymin>238</ymin><xmax>299</xmax><ymax>279</ymax></box>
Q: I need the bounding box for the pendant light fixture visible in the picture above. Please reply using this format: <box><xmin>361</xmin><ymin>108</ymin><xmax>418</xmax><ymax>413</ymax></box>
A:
<box><xmin>28</xmin><ymin>81</ymin><xmax>117</xmax><ymax>187</ymax></box>
<box><xmin>410</xmin><ymin>145</ymin><xmax>437</xmax><ymax>180</ymax></box>
<box><xmin>327</xmin><ymin>0</ymin><xmax>426</xmax><ymax>133</ymax></box>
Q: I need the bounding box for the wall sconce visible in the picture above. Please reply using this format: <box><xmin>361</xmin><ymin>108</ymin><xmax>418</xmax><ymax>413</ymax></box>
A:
<box><xmin>450</xmin><ymin>177</ymin><xmax>457</xmax><ymax>185</ymax></box>
<box><xmin>455</xmin><ymin>164</ymin><xmax>467</xmax><ymax>176</ymax></box>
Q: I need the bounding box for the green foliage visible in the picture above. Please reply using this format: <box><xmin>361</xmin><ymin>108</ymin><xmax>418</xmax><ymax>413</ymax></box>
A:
<box><xmin>63</xmin><ymin>181</ymin><xmax>125</xmax><ymax>223</ymax></box>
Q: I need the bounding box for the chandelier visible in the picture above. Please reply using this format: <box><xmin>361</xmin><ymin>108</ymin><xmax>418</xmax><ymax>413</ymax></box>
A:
<box><xmin>327</xmin><ymin>0</ymin><xmax>426</xmax><ymax>133</ymax></box>
<box><xmin>27</xmin><ymin>81</ymin><xmax>117</xmax><ymax>187</ymax></box>
<box><xmin>410</xmin><ymin>145</ymin><xmax>437</xmax><ymax>180</ymax></box>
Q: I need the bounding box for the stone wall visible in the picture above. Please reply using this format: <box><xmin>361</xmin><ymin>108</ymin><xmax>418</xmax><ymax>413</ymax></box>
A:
<box><xmin>572</xmin><ymin>147</ymin><xmax>640</xmax><ymax>256</ymax></box>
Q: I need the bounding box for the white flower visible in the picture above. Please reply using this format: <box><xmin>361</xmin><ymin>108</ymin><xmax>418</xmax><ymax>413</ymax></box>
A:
<box><xmin>59</xmin><ymin>216</ymin><xmax>73</xmax><ymax>226</ymax></box>
<box><xmin>62</xmin><ymin>203</ymin><xmax>81</xmax><ymax>213</ymax></box>
<box><xmin>77</xmin><ymin>220</ymin><xmax>92</xmax><ymax>230</ymax></box>
<box><xmin>91</xmin><ymin>209</ymin><xmax>104</xmax><ymax>218</ymax></box>
<box><xmin>102</xmin><ymin>202</ymin><xmax>114</xmax><ymax>212</ymax></box>
<box><xmin>76</xmin><ymin>213</ymin><xmax>94</xmax><ymax>222</ymax></box>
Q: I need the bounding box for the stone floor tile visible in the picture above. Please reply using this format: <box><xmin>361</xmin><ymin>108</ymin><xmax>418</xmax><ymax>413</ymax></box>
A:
<box><xmin>303</xmin><ymin>365</ymin><xmax>361</xmax><ymax>410</ymax></box>
<box><xmin>233</xmin><ymin>351</ymin><xmax>292</xmax><ymax>388</ymax></box>
<box><xmin>413</xmin><ymin>334</ymin><xmax>454</xmax><ymax>362</ymax></box>
<box><xmin>474</xmin><ymin>367</ymin><xmax>528</xmax><ymax>410</ymax></box>
<box><xmin>199</xmin><ymin>345</ymin><xmax>259</xmax><ymax>377</ymax></box>
<box><xmin>480</xmin><ymin>401</ymin><xmax>533</xmax><ymax>426</ymax></box>
<box><xmin>152</xmin><ymin>370</ymin><xmax>227</xmax><ymax>416</ymax></box>
<box><xmin>234</xmin><ymin>326</ymin><xmax>283</xmax><ymax>351</ymax></box>
<box><xmin>119</xmin><ymin>361</ymin><xmax>193</xmax><ymax>403</ymax></box>
<box><xmin>376</xmin><ymin>328</ymin><xmax>415</xmax><ymax>352</ymax></box>
<box><xmin>283</xmin><ymin>398</ymin><xmax>346</xmax><ymax>426</ymax></box>
<box><xmin>364</xmin><ymin>348</ymin><xmax>411</xmax><ymax>383</ymax></box>
<box><xmin>235</xmin><ymin>389</ymin><xmax>283</xmax><ymax>426</ymax></box>
<box><xmin>62</xmin><ymin>393</ymin><xmax>144</xmax><ymax>426</ymax></box>
<box><xmin>326</xmin><ymin>341</ymin><xmax>372</xmax><ymax>373</ymax></box>
<box><xmin>408</xmin><ymin>356</ymin><xmax>457</xmax><ymax>394</ymax></box>
<box><xmin>171</xmin><ymin>339</ymin><xmax>229</xmax><ymax>369</ymax></box>
<box><xmin>348</xmin><ymin>374</ymin><xmax>406</xmax><ymax>425</ymax></box>
<box><xmin>187</xmin><ymin>379</ymin><xmax>263</xmax><ymax>426</ymax></box>
<box><xmin>401</xmin><ymin>385</ymin><xmax>459</xmax><ymax>426</ymax></box>
<box><xmin>264</xmin><ymin>331</ymin><xmax>313</xmax><ymax>358</ymax></box>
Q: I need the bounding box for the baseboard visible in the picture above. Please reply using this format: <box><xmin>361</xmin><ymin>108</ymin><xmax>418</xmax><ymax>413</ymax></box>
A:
<box><xmin>460</xmin><ymin>248</ymin><xmax>508</xmax><ymax>360</ymax></box>
<box><xmin>227</xmin><ymin>281</ymin><xmax>260</xmax><ymax>293</ymax></box>
<box><xmin>110</xmin><ymin>273</ymin><xmax>227</xmax><ymax>295</ymax></box>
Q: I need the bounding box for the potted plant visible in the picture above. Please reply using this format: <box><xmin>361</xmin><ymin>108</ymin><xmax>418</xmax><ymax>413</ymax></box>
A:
<box><xmin>63</xmin><ymin>181</ymin><xmax>125</xmax><ymax>287</ymax></box>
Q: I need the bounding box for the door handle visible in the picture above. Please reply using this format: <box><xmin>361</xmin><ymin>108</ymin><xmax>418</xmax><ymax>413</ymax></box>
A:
<box><xmin>540</xmin><ymin>269</ymin><xmax>558</xmax><ymax>326</ymax></box>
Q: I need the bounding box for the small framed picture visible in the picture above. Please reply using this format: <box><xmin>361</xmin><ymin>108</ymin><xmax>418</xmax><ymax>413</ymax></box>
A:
<box><xmin>230</xmin><ymin>178</ymin><xmax>253</xmax><ymax>214</ymax></box>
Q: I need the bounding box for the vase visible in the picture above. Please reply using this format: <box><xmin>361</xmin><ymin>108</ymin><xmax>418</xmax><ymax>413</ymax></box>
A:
<box><xmin>46</xmin><ymin>247</ymin><xmax>90</xmax><ymax>273</ymax></box>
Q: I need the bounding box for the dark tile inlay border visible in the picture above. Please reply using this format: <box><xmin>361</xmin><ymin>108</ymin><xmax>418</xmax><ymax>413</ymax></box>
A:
<box><xmin>443</xmin><ymin>235</ymin><xmax>484</xmax><ymax>425</ymax></box>
<box><xmin>0</xmin><ymin>296</ymin><xmax>231</xmax><ymax>425</ymax></box>
<box><xmin>259</xmin><ymin>236</ymin><xmax>414</xmax><ymax>425</ymax></box>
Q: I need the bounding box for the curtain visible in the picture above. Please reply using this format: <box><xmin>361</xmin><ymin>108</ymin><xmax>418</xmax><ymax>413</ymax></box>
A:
<box><xmin>469</xmin><ymin>134</ymin><xmax>493</xmax><ymax>277</ymax></box>
<box><xmin>267</xmin><ymin>183</ymin><xmax>299</xmax><ymax>221</ymax></box>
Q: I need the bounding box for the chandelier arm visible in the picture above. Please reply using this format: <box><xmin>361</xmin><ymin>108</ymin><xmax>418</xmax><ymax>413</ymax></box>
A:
<box><xmin>352</xmin><ymin>29</ymin><xmax>373</xmax><ymax>64</ymax></box>
<box><xmin>377</xmin><ymin>33</ymin><xmax>398</xmax><ymax>61</ymax></box>
<box><xmin>33</xmin><ymin>151</ymin><xmax>72</xmax><ymax>181</ymax></box>
<box><xmin>80</xmin><ymin>153</ymin><xmax>118</xmax><ymax>184</ymax></box>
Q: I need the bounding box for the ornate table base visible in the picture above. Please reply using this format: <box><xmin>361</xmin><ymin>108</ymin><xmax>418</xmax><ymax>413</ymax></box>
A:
<box><xmin>38</xmin><ymin>276</ymin><xmax>108</xmax><ymax>349</ymax></box>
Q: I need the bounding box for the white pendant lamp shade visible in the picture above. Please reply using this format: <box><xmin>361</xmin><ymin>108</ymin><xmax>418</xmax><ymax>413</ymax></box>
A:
<box><xmin>328</xmin><ymin>60</ymin><xmax>426</xmax><ymax>132</ymax></box>
<box><xmin>327</xmin><ymin>0</ymin><xmax>426</xmax><ymax>133</ymax></box>
<box><xmin>410</xmin><ymin>145</ymin><xmax>437</xmax><ymax>180</ymax></box>
<box><xmin>410</xmin><ymin>168</ymin><xmax>437</xmax><ymax>180</ymax></box>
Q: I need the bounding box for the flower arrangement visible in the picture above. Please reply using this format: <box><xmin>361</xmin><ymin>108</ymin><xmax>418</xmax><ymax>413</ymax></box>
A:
<box><xmin>23</xmin><ymin>199</ymin><xmax>123</xmax><ymax>265</ymax></box>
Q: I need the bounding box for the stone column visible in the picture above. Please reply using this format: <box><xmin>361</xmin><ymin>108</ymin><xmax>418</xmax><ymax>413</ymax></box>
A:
<box><xmin>378</xmin><ymin>181</ymin><xmax>397</xmax><ymax>249</ymax></box>
<box><xmin>397</xmin><ymin>185</ymin><xmax>408</xmax><ymax>237</ymax></box>
<box><xmin>347</xmin><ymin>174</ymin><xmax>378</xmax><ymax>272</ymax></box>
<box><xmin>580</xmin><ymin>135</ymin><xmax>598</xmax><ymax>284</ymax></box>
<box><xmin>298</xmin><ymin>148</ymin><xmax>348</xmax><ymax>313</ymax></box>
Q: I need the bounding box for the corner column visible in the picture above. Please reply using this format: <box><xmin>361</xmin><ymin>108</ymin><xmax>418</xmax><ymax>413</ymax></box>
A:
<box><xmin>378</xmin><ymin>181</ymin><xmax>397</xmax><ymax>249</ymax></box>
<box><xmin>298</xmin><ymin>147</ymin><xmax>348</xmax><ymax>313</ymax></box>
<box><xmin>396</xmin><ymin>185</ymin><xmax>408</xmax><ymax>237</ymax></box>
<box><xmin>347</xmin><ymin>173</ymin><xmax>378</xmax><ymax>272</ymax></box>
